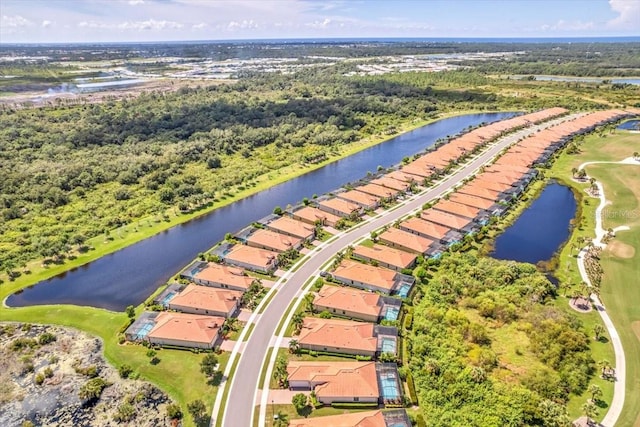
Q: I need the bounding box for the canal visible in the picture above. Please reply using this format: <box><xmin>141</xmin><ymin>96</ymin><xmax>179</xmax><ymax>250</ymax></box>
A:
<box><xmin>491</xmin><ymin>182</ymin><xmax>577</xmax><ymax>265</ymax></box>
<box><xmin>8</xmin><ymin>112</ymin><xmax>514</xmax><ymax>311</ymax></box>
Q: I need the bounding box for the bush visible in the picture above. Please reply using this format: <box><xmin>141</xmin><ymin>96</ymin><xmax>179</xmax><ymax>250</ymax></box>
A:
<box><xmin>113</xmin><ymin>403</ymin><xmax>135</xmax><ymax>422</ymax></box>
<box><xmin>166</xmin><ymin>403</ymin><xmax>183</xmax><ymax>420</ymax></box>
<box><xmin>78</xmin><ymin>377</ymin><xmax>108</xmax><ymax>401</ymax></box>
<box><xmin>38</xmin><ymin>332</ymin><xmax>57</xmax><ymax>345</ymax></box>
<box><xmin>406</xmin><ymin>372</ymin><xmax>418</xmax><ymax>405</ymax></box>
<box><xmin>118</xmin><ymin>364</ymin><xmax>133</xmax><ymax>379</ymax></box>
<box><xmin>34</xmin><ymin>373</ymin><xmax>45</xmax><ymax>385</ymax></box>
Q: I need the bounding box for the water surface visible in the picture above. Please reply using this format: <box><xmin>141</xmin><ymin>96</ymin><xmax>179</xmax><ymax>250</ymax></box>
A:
<box><xmin>491</xmin><ymin>182</ymin><xmax>577</xmax><ymax>264</ymax></box>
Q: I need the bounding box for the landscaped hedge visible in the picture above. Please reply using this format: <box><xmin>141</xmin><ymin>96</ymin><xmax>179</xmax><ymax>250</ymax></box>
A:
<box><xmin>330</xmin><ymin>402</ymin><xmax>378</xmax><ymax>409</ymax></box>
<box><xmin>406</xmin><ymin>372</ymin><xmax>418</xmax><ymax>405</ymax></box>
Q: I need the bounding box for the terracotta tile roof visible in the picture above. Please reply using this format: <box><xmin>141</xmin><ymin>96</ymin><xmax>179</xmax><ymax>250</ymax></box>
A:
<box><xmin>147</xmin><ymin>312</ymin><xmax>224</xmax><ymax>345</ymax></box>
<box><xmin>267</xmin><ymin>217</ymin><xmax>315</xmax><ymax>239</ymax></box>
<box><xmin>356</xmin><ymin>183</ymin><xmax>397</xmax><ymax>199</ymax></box>
<box><xmin>193</xmin><ymin>263</ymin><xmax>254</xmax><ymax>290</ymax></box>
<box><xmin>333</xmin><ymin>260</ymin><xmax>398</xmax><ymax>291</ymax></box>
<box><xmin>432</xmin><ymin>199</ymin><xmax>483</xmax><ymax>220</ymax></box>
<box><xmin>379</xmin><ymin>227</ymin><xmax>435</xmax><ymax>254</ymax></box>
<box><xmin>371</xmin><ymin>176</ymin><xmax>411</xmax><ymax>192</ymax></box>
<box><xmin>486</xmin><ymin>163</ymin><xmax>531</xmax><ymax>175</ymax></box>
<box><xmin>338</xmin><ymin>190</ymin><xmax>380</xmax><ymax>207</ymax></box>
<box><xmin>456</xmin><ymin>183</ymin><xmax>501</xmax><ymax>201</ymax></box>
<box><xmin>449</xmin><ymin>192</ymin><xmax>496</xmax><ymax>210</ymax></box>
<box><xmin>247</xmin><ymin>228</ymin><xmax>302</xmax><ymax>252</ymax></box>
<box><xmin>420</xmin><ymin>209</ymin><xmax>473</xmax><ymax>230</ymax></box>
<box><xmin>292</xmin><ymin>206</ymin><xmax>341</xmax><ymax>225</ymax></box>
<box><xmin>313</xmin><ymin>285</ymin><xmax>382</xmax><ymax>317</ymax></box>
<box><xmin>400</xmin><ymin>217</ymin><xmax>451</xmax><ymax>240</ymax></box>
<box><xmin>400</xmin><ymin>162</ymin><xmax>435</xmax><ymax>178</ymax></box>
<box><xmin>467</xmin><ymin>177</ymin><xmax>512</xmax><ymax>193</ymax></box>
<box><xmin>385</xmin><ymin>170</ymin><xmax>421</xmax><ymax>183</ymax></box>
<box><xmin>318</xmin><ymin>198</ymin><xmax>362</xmax><ymax>216</ymax></box>
<box><xmin>225</xmin><ymin>245</ymin><xmax>277</xmax><ymax>269</ymax></box>
<box><xmin>287</xmin><ymin>361</ymin><xmax>379</xmax><ymax>401</ymax></box>
<box><xmin>353</xmin><ymin>244</ymin><xmax>417</xmax><ymax>269</ymax></box>
<box><xmin>298</xmin><ymin>317</ymin><xmax>378</xmax><ymax>353</ymax></box>
<box><xmin>289</xmin><ymin>410</ymin><xmax>386</xmax><ymax>427</ymax></box>
<box><xmin>169</xmin><ymin>284</ymin><xmax>242</xmax><ymax>314</ymax></box>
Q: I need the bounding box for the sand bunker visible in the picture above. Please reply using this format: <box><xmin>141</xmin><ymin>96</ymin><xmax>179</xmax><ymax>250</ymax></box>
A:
<box><xmin>606</xmin><ymin>240</ymin><xmax>636</xmax><ymax>259</ymax></box>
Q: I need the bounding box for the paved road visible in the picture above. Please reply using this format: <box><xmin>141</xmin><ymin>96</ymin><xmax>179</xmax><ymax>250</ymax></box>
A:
<box><xmin>220</xmin><ymin>115</ymin><xmax>578</xmax><ymax>427</ymax></box>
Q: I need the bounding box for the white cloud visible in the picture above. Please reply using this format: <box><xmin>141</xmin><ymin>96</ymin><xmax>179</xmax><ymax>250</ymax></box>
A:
<box><xmin>607</xmin><ymin>0</ymin><xmax>640</xmax><ymax>29</ymax></box>
<box><xmin>79</xmin><ymin>19</ymin><xmax>183</xmax><ymax>31</ymax></box>
<box><xmin>227</xmin><ymin>20</ymin><xmax>259</xmax><ymax>30</ymax></box>
<box><xmin>128</xmin><ymin>0</ymin><xmax>145</xmax><ymax>5</ymax></box>
<box><xmin>192</xmin><ymin>22</ymin><xmax>207</xmax><ymax>30</ymax></box>
<box><xmin>1</xmin><ymin>15</ymin><xmax>33</xmax><ymax>28</ymax></box>
<box><xmin>42</xmin><ymin>20</ymin><xmax>52</xmax><ymax>28</ymax></box>
<box><xmin>306</xmin><ymin>18</ymin><xmax>332</xmax><ymax>29</ymax></box>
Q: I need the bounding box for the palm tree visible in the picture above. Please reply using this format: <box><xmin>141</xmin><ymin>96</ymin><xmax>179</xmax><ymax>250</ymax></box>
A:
<box><xmin>593</xmin><ymin>324</ymin><xmax>606</xmax><ymax>341</ymax></box>
<box><xmin>588</xmin><ymin>384</ymin><xmax>602</xmax><ymax>403</ymax></box>
<box><xmin>582</xmin><ymin>401</ymin><xmax>598</xmax><ymax>426</ymax></box>
<box><xmin>273</xmin><ymin>411</ymin><xmax>289</xmax><ymax>427</ymax></box>
<box><xmin>303</xmin><ymin>293</ymin><xmax>315</xmax><ymax>313</ymax></box>
<box><xmin>292</xmin><ymin>312</ymin><xmax>305</xmax><ymax>335</ymax></box>
<box><xmin>571</xmin><ymin>167</ymin><xmax>578</xmax><ymax>178</ymax></box>
<box><xmin>598</xmin><ymin>359</ymin><xmax>612</xmax><ymax>379</ymax></box>
<box><xmin>288</xmin><ymin>339</ymin><xmax>300</xmax><ymax>355</ymax></box>
<box><xmin>633</xmin><ymin>151</ymin><xmax>639</xmax><ymax>160</ymax></box>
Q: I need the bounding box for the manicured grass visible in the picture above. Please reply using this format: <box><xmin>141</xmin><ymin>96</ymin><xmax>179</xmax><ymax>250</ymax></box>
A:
<box><xmin>545</xmin><ymin>130</ymin><xmax>640</xmax><ymax>425</ymax></box>
<box><xmin>0</xmin><ymin>305</ymin><xmax>227</xmax><ymax>427</ymax></box>
<box><xmin>257</xmin><ymin>290</ymin><xmax>278</xmax><ymax>314</ymax></box>
<box><xmin>243</xmin><ymin>322</ymin><xmax>256</xmax><ymax>341</ymax></box>
<box><xmin>215</xmin><ymin>350</ymin><xmax>242</xmax><ymax>427</ymax></box>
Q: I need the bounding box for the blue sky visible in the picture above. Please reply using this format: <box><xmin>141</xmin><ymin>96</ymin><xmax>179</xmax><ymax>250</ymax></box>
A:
<box><xmin>1</xmin><ymin>0</ymin><xmax>638</xmax><ymax>43</ymax></box>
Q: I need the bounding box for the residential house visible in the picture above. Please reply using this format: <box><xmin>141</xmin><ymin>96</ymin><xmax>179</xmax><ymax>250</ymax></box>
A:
<box><xmin>337</xmin><ymin>190</ymin><xmax>380</xmax><ymax>210</ymax></box>
<box><xmin>313</xmin><ymin>285</ymin><xmax>402</xmax><ymax>322</ymax></box>
<box><xmin>317</xmin><ymin>197</ymin><xmax>363</xmax><ymax>218</ymax></box>
<box><xmin>352</xmin><ymin>244</ymin><xmax>417</xmax><ymax>272</ymax></box>
<box><xmin>223</xmin><ymin>244</ymin><xmax>278</xmax><ymax>274</ymax></box>
<box><xmin>167</xmin><ymin>284</ymin><xmax>242</xmax><ymax>318</ymax></box>
<box><xmin>378</xmin><ymin>227</ymin><xmax>435</xmax><ymax>255</ymax></box>
<box><xmin>126</xmin><ymin>311</ymin><xmax>224</xmax><ymax>349</ymax></box>
<box><xmin>331</xmin><ymin>259</ymin><xmax>415</xmax><ymax>295</ymax></box>
<box><xmin>297</xmin><ymin>317</ymin><xmax>398</xmax><ymax>357</ymax></box>
<box><xmin>266</xmin><ymin>216</ymin><xmax>316</xmax><ymax>241</ymax></box>
<box><xmin>290</xmin><ymin>206</ymin><xmax>341</xmax><ymax>227</ymax></box>
<box><xmin>246</xmin><ymin>228</ymin><xmax>303</xmax><ymax>252</ymax></box>
<box><xmin>180</xmin><ymin>261</ymin><xmax>254</xmax><ymax>292</ymax></box>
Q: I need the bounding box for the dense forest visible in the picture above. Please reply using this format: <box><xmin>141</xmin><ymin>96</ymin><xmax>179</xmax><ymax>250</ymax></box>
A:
<box><xmin>407</xmin><ymin>253</ymin><xmax>593</xmax><ymax>426</ymax></box>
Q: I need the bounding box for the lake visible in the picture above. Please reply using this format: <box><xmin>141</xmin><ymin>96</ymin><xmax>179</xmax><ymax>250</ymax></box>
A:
<box><xmin>617</xmin><ymin>120</ymin><xmax>639</xmax><ymax>130</ymax></box>
<box><xmin>7</xmin><ymin>112</ymin><xmax>514</xmax><ymax>311</ymax></box>
<box><xmin>491</xmin><ymin>182</ymin><xmax>577</xmax><ymax>265</ymax></box>
<box><xmin>512</xmin><ymin>75</ymin><xmax>640</xmax><ymax>86</ymax></box>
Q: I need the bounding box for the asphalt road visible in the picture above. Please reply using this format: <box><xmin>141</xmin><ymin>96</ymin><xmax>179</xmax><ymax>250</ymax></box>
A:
<box><xmin>220</xmin><ymin>114</ymin><xmax>578</xmax><ymax>427</ymax></box>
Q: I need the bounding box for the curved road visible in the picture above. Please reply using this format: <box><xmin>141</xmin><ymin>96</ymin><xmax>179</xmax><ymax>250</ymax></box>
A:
<box><xmin>217</xmin><ymin>114</ymin><xmax>578</xmax><ymax>427</ymax></box>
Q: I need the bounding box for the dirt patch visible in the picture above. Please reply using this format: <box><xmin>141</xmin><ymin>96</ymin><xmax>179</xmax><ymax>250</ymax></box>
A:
<box><xmin>569</xmin><ymin>297</ymin><xmax>593</xmax><ymax>313</ymax></box>
<box><xmin>606</xmin><ymin>240</ymin><xmax>636</xmax><ymax>259</ymax></box>
<box><xmin>0</xmin><ymin>323</ymin><xmax>176</xmax><ymax>427</ymax></box>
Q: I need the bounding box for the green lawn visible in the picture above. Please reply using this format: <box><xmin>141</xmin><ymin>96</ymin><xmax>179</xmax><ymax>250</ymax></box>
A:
<box><xmin>546</xmin><ymin>130</ymin><xmax>640</xmax><ymax>426</ymax></box>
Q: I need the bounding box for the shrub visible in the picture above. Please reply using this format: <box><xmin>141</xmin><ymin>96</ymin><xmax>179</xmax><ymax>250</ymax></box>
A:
<box><xmin>78</xmin><ymin>377</ymin><xmax>108</xmax><ymax>401</ymax></box>
<box><xmin>118</xmin><ymin>364</ymin><xmax>133</xmax><ymax>379</ymax></box>
<box><xmin>34</xmin><ymin>373</ymin><xmax>45</xmax><ymax>385</ymax></box>
<box><xmin>38</xmin><ymin>332</ymin><xmax>57</xmax><ymax>345</ymax></box>
<box><xmin>113</xmin><ymin>403</ymin><xmax>135</xmax><ymax>422</ymax></box>
<box><xmin>166</xmin><ymin>403</ymin><xmax>183</xmax><ymax>420</ymax></box>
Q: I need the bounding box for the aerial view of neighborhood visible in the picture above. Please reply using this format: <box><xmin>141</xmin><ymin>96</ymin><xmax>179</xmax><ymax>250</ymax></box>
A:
<box><xmin>1</xmin><ymin>1</ymin><xmax>639</xmax><ymax>426</ymax></box>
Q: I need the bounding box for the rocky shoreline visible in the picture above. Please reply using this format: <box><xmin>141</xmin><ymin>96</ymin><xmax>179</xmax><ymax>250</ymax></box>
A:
<box><xmin>0</xmin><ymin>322</ymin><xmax>177</xmax><ymax>427</ymax></box>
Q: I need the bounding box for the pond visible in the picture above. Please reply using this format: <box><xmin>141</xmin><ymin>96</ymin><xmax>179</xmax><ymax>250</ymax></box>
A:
<box><xmin>6</xmin><ymin>112</ymin><xmax>515</xmax><ymax>311</ymax></box>
<box><xmin>491</xmin><ymin>182</ymin><xmax>577</xmax><ymax>265</ymax></box>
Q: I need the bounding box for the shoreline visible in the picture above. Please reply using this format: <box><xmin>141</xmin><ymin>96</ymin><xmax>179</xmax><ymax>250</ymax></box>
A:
<box><xmin>0</xmin><ymin>109</ymin><xmax>511</xmax><ymax>299</ymax></box>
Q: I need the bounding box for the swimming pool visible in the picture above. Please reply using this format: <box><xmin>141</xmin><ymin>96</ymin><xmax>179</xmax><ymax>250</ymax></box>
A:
<box><xmin>384</xmin><ymin>306</ymin><xmax>400</xmax><ymax>321</ymax></box>
<box><xmin>135</xmin><ymin>322</ymin><xmax>154</xmax><ymax>339</ymax></box>
<box><xmin>380</xmin><ymin>337</ymin><xmax>396</xmax><ymax>354</ymax></box>
<box><xmin>380</xmin><ymin>374</ymin><xmax>400</xmax><ymax>399</ymax></box>
<box><xmin>395</xmin><ymin>283</ymin><xmax>411</xmax><ymax>298</ymax></box>
<box><xmin>161</xmin><ymin>291</ymin><xmax>176</xmax><ymax>306</ymax></box>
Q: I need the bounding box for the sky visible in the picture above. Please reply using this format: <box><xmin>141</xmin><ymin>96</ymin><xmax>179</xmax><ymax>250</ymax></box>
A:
<box><xmin>1</xmin><ymin>0</ymin><xmax>639</xmax><ymax>43</ymax></box>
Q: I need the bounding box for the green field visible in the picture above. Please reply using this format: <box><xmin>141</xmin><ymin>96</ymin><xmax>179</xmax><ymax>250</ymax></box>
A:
<box><xmin>548</xmin><ymin>129</ymin><xmax>640</xmax><ymax>426</ymax></box>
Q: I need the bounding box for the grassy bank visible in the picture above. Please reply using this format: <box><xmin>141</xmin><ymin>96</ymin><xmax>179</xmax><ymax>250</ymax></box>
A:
<box><xmin>547</xmin><ymin>130</ymin><xmax>640</xmax><ymax>426</ymax></box>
